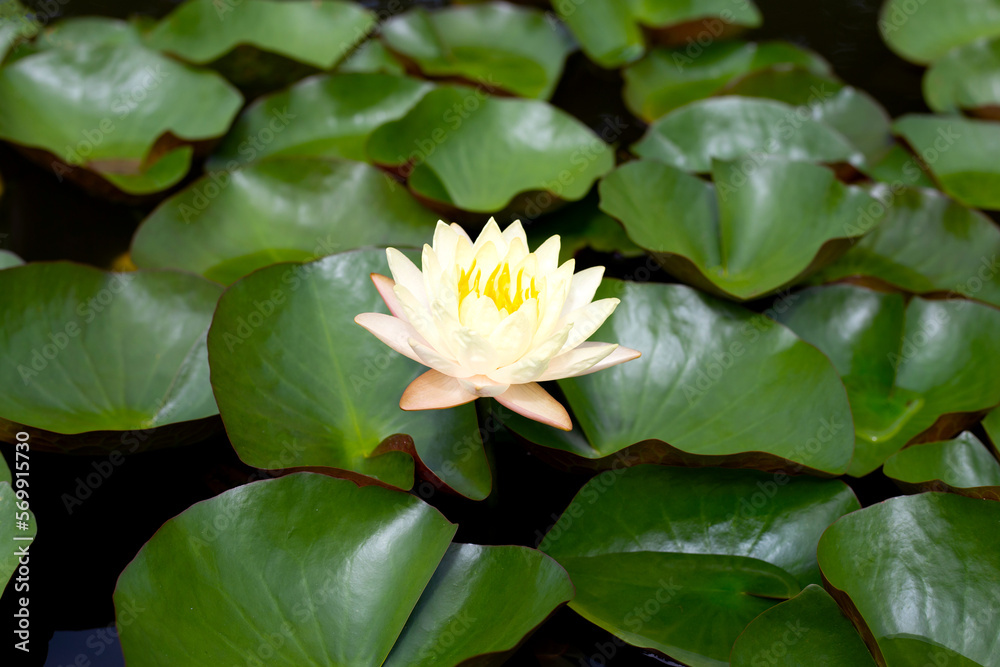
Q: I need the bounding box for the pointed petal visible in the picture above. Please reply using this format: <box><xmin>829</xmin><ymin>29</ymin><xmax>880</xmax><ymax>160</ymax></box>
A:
<box><xmin>533</xmin><ymin>234</ymin><xmax>561</xmax><ymax>274</ymax></box>
<box><xmin>488</xmin><ymin>301</ymin><xmax>537</xmax><ymax>367</ymax></box>
<box><xmin>409</xmin><ymin>338</ymin><xmax>469</xmax><ymax>377</ymax></box>
<box><xmin>562</xmin><ymin>266</ymin><xmax>605</xmax><ymax>316</ymax></box>
<box><xmin>450</xmin><ymin>326</ymin><xmax>497</xmax><ymax>376</ymax></box>
<box><xmin>489</xmin><ymin>324</ymin><xmax>570</xmax><ymax>385</ymax></box>
<box><xmin>459</xmin><ymin>293</ymin><xmax>502</xmax><ymax>335</ymax></box>
<box><xmin>354</xmin><ymin>313</ymin><xmax>424</xmax><ymax>363</ymax></box>
<box><xmin>501</xmin><ymin>220</ymin><xmax>527</xmax><ymax>247</ymax></box>
<box><xmin>386</xmin><ymin>248</ymin><xmax>426</xmax><ymax>305</ymax></box>
<box><xmin>395</xmin><ymin>283</ymin><xmax>444</xmax><ymax>351</ymax></box>
<box><xmin>473</xmin><ymin>218</ymin><xmax>504</xmax><ymax>254</ymax></box>
<box><xmin>578</xmin><ymin>345</ymin><xmax>641</xmax><ymax>376</ymax></box>
<box><xmin>432</xmin><ymin>220</ymin><xmax>463</xmax><ymax>268</ymax></box>
<box><xmin>537</xmin><ymin>342</ymin><xmax>619</xmax><ymax>381</ymax></box>
<box><xmin>400</xmin><ymin>370</ymin><xmax>478</xmax><ymax>410</ymax></box>
<box><xmin>458</xmin><ymin>375</ymin><xmax>509</xmax><ymax>397</ymax></box>
<box><xmin>370</xmin><ymin>273</ymin><xmax>404</xmax><ymax>319</ymax></box>
<box><xmin>560</xmin><ymin>297</ymin><xmax>620</xmax><ymax>353</ymax></box>
<box><xmin>495</xmin><ymin>383</ymin><xmax>572</xmax><ymax>431</ymax></box>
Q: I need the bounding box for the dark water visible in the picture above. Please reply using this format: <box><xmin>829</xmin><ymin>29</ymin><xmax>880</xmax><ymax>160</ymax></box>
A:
<box><xmin>2</xmin><ymin>1</ymin><xmax>927</xmax><ymax>665</ymax></box>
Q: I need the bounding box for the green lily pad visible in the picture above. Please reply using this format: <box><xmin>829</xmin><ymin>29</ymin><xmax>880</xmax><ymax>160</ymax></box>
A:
<box><xmin>810</xmin><ymin>185</ymin><xmax>1000</xmax><ymax>308</ymax></box>
<box><xmin>540</xmin><ymin>465</ymin><xmax>859</xmax><ymax>667</ymax></box>
<box><xmin>730</xmin><ymin>585</ymin><xmax>878</xmax><ymax>667</ymax></box>
<box><xmin>144</xmin><ymin>0</ymin><xmax>374</xmax><ymax>69</ymax></box>
<box><xmin>856</xmin><ymin>142</ymin><xmax>939</xmax><ymax>190</ymax></box>
<box><xmin>116</xmin><ymin>472</ymin><xmax>572</xmax><ymax>666</ymax></box>
<box><xmin>879</xmin><ymin>0</ymin><xmax>1000</xmax><ymax>63</ymax></box>
<box><xmin>986</xmin><ymin>408</ymin><xmax>1000</xmax><ymax>448</ymax></box>
<box><xmin>924</xmin><ymin>37</ymin><xmax>1000</xmax><ymax>113</ymax></box>
<box><xmin>206</xmin><ymin>249</ymin><xmax>490</xmax><ymax>499</ymax></box>
<box><xmin>818</xmin><ymin>492</ymin><xmax>1000</xmax><ymax>666</ymax></box>
<box><xmin>380</xmin><ymin>3</ymin><xmax>574</xmax><ymax>99</ymax></box>
<box><xmin>0</xmin><ymin>18</ymin><xmax>242</xmax><ymax>195</ymax></box>
<box><xmin>883</xmin><ymin>431</ymin><xmax>1000</xmax><ymax>499</ymax></box>
<box><xmin>556</xmin><ymin>0</ymin><xmax>762</xmax><ymax>68</ymax></box>
<box><xmin>622</xmin><ymin>40</ymin><xmax>830</xmax><ymax>120</ymax></box>
<box><xmin>1</xmin><ymin>473</ymin><xmax>37</xmax><ymax>591</ymax></box>
<box><xmin>632</xmin><ymin>97</ymin><xmax>860</xmax><ymax>172</ymax></box>
<box><xmin>0</xmin><ymin>0</ymin><xmax>39</xmax><ymax>62</ymax></box>
<box><xmin>893</xmin><ymin>114</ymin><xmax>1000</xmax><ymax>210</ymax></box>
<box><xmin>207</xmin><ymin>72</ymin><xmax>434</xmax><ymax>169</ymax></box>
<box><xmin>599</xmin><ymin>158</ymin><xmax>883</xmax><ymax>300</ymax></box>
<box><xmin>505</xmin><ymin>281</ymin><xmax>855</xmax><ymax>475</ymax></box>
<box><xmin>528</xmin><ymin>194</ymin><xmax>645</xmax><ymax>264</ymax></box>
<box><xmin>367</xmin><ymin>86</ymin><xmax>614</xmax><ymax>213</ymax></box>
<box><xmin>132</xmin><ymin>158</ymin><xmax>438</xmax><ymax>285</ymax></box>
<box><xmin>0</xmin><ymin>250</ymin><xmax>23</xmax><ymax>269</ymax></box>
<box><xmin>776</xmin><ymin>284</ymin><xmax>1000</xmax><ymax>476</ymax></box>
<box><xmin>337</xmin><ymin>40</ymin><xmax>406</xmax><ymax>76</ymax></box>
<box><xmin>0</xmin><ymin>263</ymin><xmax>223</xmax><ymax>452</ymax></box>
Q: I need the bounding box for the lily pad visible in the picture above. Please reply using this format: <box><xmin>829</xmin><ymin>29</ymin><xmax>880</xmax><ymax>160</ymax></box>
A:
<box><xmin>986</xmin><ymin>408</ymin><xmax>1000</xmax><ymax>448</ymax></box>
<box><xmin>599</xmin><ymin>158</ymin><xmax>883</xmax><ymax>300</ymax></box>
<box><xmin>818</xmin><ymin>492</ymin><xmax>1000</xmax><ymax>666</ymax></box>
<box><xmin>622</xmin><ymin>40</ymin><xmax>830</xmax><ymax>120</ymax></box>
<box><xmin>631</xmin><ymin>96</ymin><xmax>860</xmax><ymax>172</ymax></box>
<box><xmin>857</xmin><ymin>143</ymin><xmax>937</xmax><ymax>189</ymax></box>
<box><xmin>337</xmin><ymin>40</ymin><xmax>406</xmax><ymax>76</ymax></box>
<box><xmin>0</xmin><ymin>250</ymin><xmax>23</xmax><ymax>269</ymax></box>
<box><xmin>206</xmin><ymin>249</ymin><xmax>491</xmax><ymax>499</ymax></box>
<box><xmin>540</xmin><ymin>465</ymin><xmax>859</xmax><ymax>667</ymax></box>
<box><xmin>116</xmin><ymin>472</ymin><xmax>573</xmax><ymax>666</ymax></box>
<box><xmin>924</xmin><ymin>37</ymin><xmax>1000</xmax><ymax>113</ymax></box>
<box><xmin>380</xmin><ymin>3</ymin><xmax>574</xmax><ymax>99</ymax></box>
<box><xmin>367</xmin><ymin>86</ymin><xmax>614</xmax><ymax>213</ymax></box>
<box><xmin>0</xmin><ymin>18</ymin><xmax>242</xmax><ymax>195</ymax></box>
<box><xmin>776</xmin><ymin>284</ymin><xmax>1000</xmax><ymax>476</ymax></box>
<box><xmin>132</xmin><ymin>158</ymin><xmax>439</xmax><ymax>285</ymax></box>
<box><xmin>730</xmin><ymin>585</ymin><xmax>878</xmax><ymax>667</ymax></box>
<box><xmin>556</xmin><ymin>0</ymin><xmax>762</xmax><ymax>68</ymax></box>
<box><xmin>810</xmin><ymin>185</ymin><xmax>1000</xmax><ymax>308</ymax></box>
<box><xmin>207</xmin><ymin>72</ymin><xmax>434</xmax><ymax>169</ymax></box>
<box><xmin>883</xmin><ymin>431</ymin><xmax>1000</xmax><ymax>499</ymax></box>
<box><xmin>528</xmin><ymin>194</ymin><xmax>645</xmax><ymax>264</ymax></box>
<box><xmin>0</xmin><ymin>263</ymin><xmax>223</xmax><ymax>452</ymax></box>
<box><xmin>879</xmin><ymin>0</ymin><xmax>1000</xmax><ymax>63</ymax></box>
<box><xmin>505</xmin><ymin>280</ymin><xmax>855</xmax><ymax>475</ymax></box>
<box><xmin>144</xmin><ymin>0</ymin><xmax>375</xmax><ymax>69</ymax></box>
<box><xmin>893</xmin><ymin>114</ymin><xmax>1000</xmax><ymax>210</ymax></box>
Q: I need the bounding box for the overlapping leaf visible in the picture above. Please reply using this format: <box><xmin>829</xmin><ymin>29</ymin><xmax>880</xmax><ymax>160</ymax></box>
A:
<box><xmin>879</xmin><ymin>0</ymin><xmax>1000</xmax><ymax>63</ymax></box>
<box><xmin>777</xmin><ymin>284</ymin><xmax>1000</xmax><ymax>476</ymax></box>
<box><xmin>540</xmin><ymin>465</ymin><xmax>859</xmax><ymax>667</ymax></box>
<box><xmin>206</xmin><ymin>249</ymin><xmax>491</xmax><ymax>499</ymax></box>
<box><xmin>132</xmin><ymin>158</ymin><xmax>438</xmax><ymax>284</ymax></box>
<box><xmin>116</xmin><ymin>473</ymin><xmax>573</xmax><ymax>666</ymax></box>
<box><xmin>924</xmin><ymin>37</ymin><xmax>1000</xmax><ymax>113</ymax></box>
<box><xmin>883</xmin><ymin>431</ymin><xmax>1000</xmax><ymax>499</ymax></box>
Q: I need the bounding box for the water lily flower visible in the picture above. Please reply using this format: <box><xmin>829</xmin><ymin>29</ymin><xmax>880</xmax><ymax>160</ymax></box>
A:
<box><xmin>354</xmin><ymin>218</ymin><xmax>641</xmax><ymax>430</ymax></box>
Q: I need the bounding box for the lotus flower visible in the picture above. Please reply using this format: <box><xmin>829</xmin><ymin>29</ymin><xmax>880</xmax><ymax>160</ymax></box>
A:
<box><xmin>354</xmin><ymin>219</ymin><xmax>641</xmax><ymax>430</ymax></box>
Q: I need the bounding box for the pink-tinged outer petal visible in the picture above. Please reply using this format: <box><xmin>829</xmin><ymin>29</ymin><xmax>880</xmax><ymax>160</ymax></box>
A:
<box><xmin>540</xmin><ymin>343</ymin><xmax>641</xmax><ymax>381</ymax></box>
<box><xmin>354</xmin><ymin>313</ymin><xmax>425</xmax><ymax>363</ymax></box>
<box><xmin>400</xmin><ymin>369</ymin><xmax>478</xmax><ymax>410</ymax></box>
<box><xmin>370</xmin><ymin>273</ymin><xmax>405</xmax><ymax>319</ymax></box>
<box><xmin>458</xmin><ymin>375</ymin><xmax>509</xmax><ymax>397</ymax></box>
<box><xmin>386</xmin><ymin>247</ymin><xmax>427</xmax><ymax>305</ymax></box>
<box><xmin>495</xmin><ymin>383</ymin><xmax>572</xmax><ymax>431</ymax></box>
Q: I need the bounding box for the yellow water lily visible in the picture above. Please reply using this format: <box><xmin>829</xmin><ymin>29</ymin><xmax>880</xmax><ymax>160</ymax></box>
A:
<box><xmin>354</xmin><ymin>218</ymin><xmax>641</xmax><ymax>430</ymax></box>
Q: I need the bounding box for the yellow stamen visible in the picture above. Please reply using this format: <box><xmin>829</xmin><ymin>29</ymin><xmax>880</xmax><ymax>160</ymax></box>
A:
<box><xmin>458</xmin><ymin>259</ymin><xmax>539</xmax><ymax>314</ymax></box>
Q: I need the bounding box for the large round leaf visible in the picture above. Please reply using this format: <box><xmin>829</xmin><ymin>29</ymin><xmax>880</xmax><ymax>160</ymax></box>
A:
<box><xmin>883</xmin><ymin>431</ymin><xmax>1000</xmax><ymax>499</ymax></box>
<box><xmin>893</xmin><ymin>114</ymin><xmax>1000</xmax><ymax>210</ymax></box>
<box><xmin>206</xmin><ymin>249</ymin><xmax>490</xmax><ymax>499</ymax></box>
<box><xmin>380</xmin><ymin>3</ymin><xmax>574</xmax><ymax>99</ymax></box>
<box><xmin>810</xmin><ymin>185</ymin><xmax>1000</xmax><ymax>309</ymax></box>
<box><xmin>0</xmin><ymin>18</ymin><xmax>242</xmax><ymax>195</ymax></box>
<box><xmin>207</xmin><ymin>72</ymin><xmax>434</xmax><ymax>169</ymax></box>
<box><xmin>622</xmin><ymin>40</ymin><xmax>830</xmax><ymax>121</ymax></box>
<box><xmin>0</xmin><ymin>263</ymin><xmax>223</xmax><ymax>451</ymax></box>
<box><xmin>506</xmin><ymin>280</ymin><xmax>855</xmax><ymax>475</ymax></box>
<box><xmin>631</xmin><ymin>96</ymin><xmax>859</xmax><ymax>172</ymax></box>
<box><xmin>776</xmin><ymin>284</ymin><xmax>1000</xmax><ymax>476</ymax></box>
<box><xmin>556</xmin><ymin>0</ymin><xmax>761</xmax><ymax>68</ymax></box>
<box><xmin>599</xmin><ymin>158</ymin><xmax>883</xmax><ymax>300</ymax></box>
<box><xmin>818</xmin><ymin>492</ymin><xmax>1000</xmax><ymax>666</ymax></box>
<box><xmin>115</xmin><ymin>473</ymin><xmax>573</xmax><ymax>666</ymax></box>
<box><xmin>0</xmin><ymin>250</ymin><xmax>23</xmax><ymax>270</ymax></box>
<box><xmin>145</xmin><ymin>0</ymin><xmax>375</xmax><ymax>68</ymax></box>
<box><xmin>730</xmin><ymin>585</ymin><xmax>877</xmax><ymax>667</ymax></box>
<box><xmin>879</xmin><ymin>0</ymin><xmax>1000</xmax><ymax>63</ymax></box>
<box><xmin>540</xmin><ymin>465</ymin><xmax>859</xmax><ymax>667</ymax></box>
<box><xmin>366</xmin><ymin>86</ymin><xmax>614</xmax><ymax>213</ymax></box>
<box><xmin>132</xmin><ymin>158</ymin><xmax>439</xmax><ymax>285</ymax></box>
<box><xmin>924</xmin><ymin>37</ymin><xmax>1000</xmax><ymax>113</ymax></box>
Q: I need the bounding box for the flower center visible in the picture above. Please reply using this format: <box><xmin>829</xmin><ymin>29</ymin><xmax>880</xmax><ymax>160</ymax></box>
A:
<box><xmin>458</xmin><ymin>259</ymin><xmax>538</xmax><ymax>315</ymax></box>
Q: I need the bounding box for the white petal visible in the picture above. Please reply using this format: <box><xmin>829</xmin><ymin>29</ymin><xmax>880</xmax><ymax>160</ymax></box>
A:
<box><xmin>533</xmin><ymin>259</ymin><xmax>576</xmax><ymax>341</ymax></box>
<box><xmin>421</xmin><ymin>244</ymin><xmax>445</xmax><ymax>304</ymax></box>
<box><xmin>562</xmin><ymin>266</ymin><xmax>605</xmax><ymax>316</ymax></box>
<box><xmin>431</xmin><ymin>221</ymin><xmax>462</xmax><ymax>268</ymax></box>
<box><xmin>473</xmin><ymin>218</ymin><xmax>504</xmax><ymax>255</ymax></box>
<box><xmin>578</xmin><ymin>345</ymin><xmax>641</xmax><ymax>376</ymax></box>
<box><xmin>459</xmin><ymin>294</ymin><xmax>502</xmax><ymax>335</ymax></box>
<box><xmin>450</xmin><ymin>326</ymin><xmax>497</xmax><ymax>376</ymax></box>
<box><xmin>395</xmin><ymin>284</ymin><xmax>444</xmax><ymax>352</ymax></box>
<box><xmin>353</xmin><ymin>313</ymin><xmax>423</xmax><ymax>363</ymax></box>
<box><xmin>409</xmin><ymin>339</ymin><xmax>469</xmax><ymax>377</ymax></box>
<box><xmin>560</xmin><ymin>297</ymin><xmax>620</xmax><ymax>354</ymax></box>
<box><xmin>533</xmin><ymin>234</ymin><xmax>561</xmax><ymax>274</ymax></box>
<box><xmin>537</xmin><ymin>342</ymin><xmax>619</xmax><ymax>381</ymax></box>
<box><xmin>370</xmin><ymin>273</ymin><xmax>404</xmax><ymax>319</ymax></box>
<box><xmin>495</xmin><ymin>383</ymin><xmax>572</xmax><ymax>431</ymax></box>
<box><xmin>458</xmin><ymin>375</ymin><xmax>509</xmax><ymax>397</ymax></box>
<box><xmin>489</xmin><ymin>325</ymin><xmax>570</xmax><ymax>385</ymax></box>
<box><xmin>487</xmin><ymin>301</ymin><xmax>537</xmax><ymax>367</ymax></box>
<box><xmin>386</xmin><ymin>248</ymin><xmax>427</xmax><ymax>306</ymax></box>
<box><xmin>501</xmin><ymin>220</ymin><xmax>527</xmax><ymax>247</ymax></box>
<box><xmin>400</xmin><ymin>370</ymin><xmax>478</xmax><ymax>410</ymax></box>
